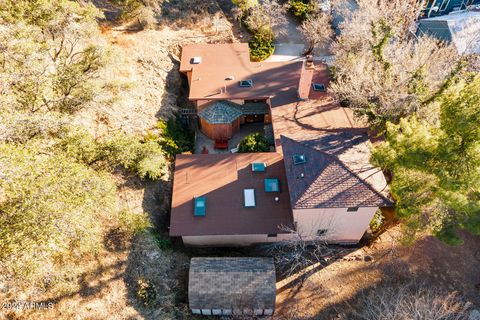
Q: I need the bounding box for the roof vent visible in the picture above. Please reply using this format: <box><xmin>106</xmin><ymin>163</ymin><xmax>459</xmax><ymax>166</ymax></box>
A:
<box><xmin>293</xmin><ymin>154</ymin><xmax>307</xmax><ymax>165</ymax></box>
<box><xmin>225</xmin><ymin>75</ymin><xmax>235</xmax><ymax>80</ymax></box>
<box><xmin>312</xmin><ymin>83</ymin><xmax>326</xmax><ymax>92</ymax></box>
<box><xmin>239</xmin><ymin>80</ymin><xmax>253</xmax><ymax>87</ymax></box>
<box><xmin>274</xmin><ymin>196</ymin><xmax>279</xmax><ymax>203</ymax></box>
<box><xmin>191</xmin><ymin>56</ymin><xmax>202</xmax><ymax>64</ymax></box>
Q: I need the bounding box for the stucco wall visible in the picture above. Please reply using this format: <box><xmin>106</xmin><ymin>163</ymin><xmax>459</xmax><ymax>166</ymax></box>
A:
<box><xmin>182</xmin><ymin>233</ymin><xmax>291</xmax><ymax>246</ymax></box>
<box><xmin>293</xmin><ymin>207</ymin><xmax>377</xmax><ymax>243</ymax></box>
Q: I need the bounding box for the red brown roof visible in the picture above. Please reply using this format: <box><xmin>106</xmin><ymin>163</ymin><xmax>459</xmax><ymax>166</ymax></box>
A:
<box><xmin>170</xmin><ymin>153</ymin><xmax>294</xmax><ymax>236</ymax></box>
<box><xmin>180</xmin><ymin>43</ymin><xmax>302</xmax><ymax>100</ymax></box>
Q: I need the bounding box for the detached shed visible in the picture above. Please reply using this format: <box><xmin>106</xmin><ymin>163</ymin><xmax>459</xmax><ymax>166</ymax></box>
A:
<box><xmin>188</xmin><ymin>257</ymin><xmax>276</xmax><ymax>316</ymax></box>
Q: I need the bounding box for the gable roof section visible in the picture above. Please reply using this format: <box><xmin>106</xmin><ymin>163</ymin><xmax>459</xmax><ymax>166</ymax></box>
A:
<box><xmin>188</xmin><ymin>257</ymin><xmax>276</xmax><ymax>311</ymax></box>
<box><xmin>198</xmin><ymin>100</ymin><xmax>242</xmax><ymax>124</ymax></box>
<box><xmin>281</xmin><ymin>133</ymin><xmax>392</xmax><ymax>209</ymax></box>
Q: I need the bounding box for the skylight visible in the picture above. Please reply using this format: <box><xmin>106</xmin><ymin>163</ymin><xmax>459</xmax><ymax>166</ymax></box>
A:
<box><xmin>239</xmin><ymin>80</ymin><xmax>253</xmax><ymax>87</ymax></box>
<box><xmin>312</xmin><ymin>83</ymin><xmax>326</xmax><ymax>92</ymax></box>
<box><xmin>243</xmin><ymin>189</ymin><xmax>256</xmax><ymax>207</ymax></box>
<box><xmin>264</xmin><ymin>178</ymin><xmax>280</xmax><ymax>192</ymax></box>
<box><xmin>251</xmin><ymin>162</ymin><xmax>266</xmax><ymax>172</ymax></box>
<box><xmin>293</xmin><ymin>154</ymin><xmax>307</xmax><ymax>165</ymax></box>
<box><xmin>194</xmin><ymin>196</ymin><xmax>206</xmax><ymax>216</ymax></box>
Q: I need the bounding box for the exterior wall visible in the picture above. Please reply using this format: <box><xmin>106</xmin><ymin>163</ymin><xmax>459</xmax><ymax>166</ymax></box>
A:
<box><xmin>293</xmin><ymin>207</ymin><xmax>377</xmax><ymax>243</ymax></box>
<box><xmin>199</xmin><ymin>118</ymin><xmax>240</xmax><ymax>140</ymax></box>
<box><xmin>183</xmin><ymin>233</ymin><xmax>291</xmax><ymax>246</ymax></box>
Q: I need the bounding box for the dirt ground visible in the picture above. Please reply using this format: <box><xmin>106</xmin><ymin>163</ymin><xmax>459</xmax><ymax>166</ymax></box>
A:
<box><xmin>274</xmin><ymin>225</ymin><xmax>480</xmax><ymax>319</ymax></box>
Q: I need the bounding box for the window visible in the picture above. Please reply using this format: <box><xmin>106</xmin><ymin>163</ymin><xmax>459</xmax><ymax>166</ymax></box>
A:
<box><xmin>267</xmin><ymin>233</ymin><xmax>277</xmax><ymax>238</ymax></box>
<box><xmin>239</xmin><ymin>79</ymin><xmax>253</xmax><ymax>87</ymax></box>
<box><xmin>243</xmin><ymin>188</ymin><xmax>256</xmax><ymax>207</ymax></box>
<box><xmin>293</xmin><ymin>153</ymin><xmax>307</xmax><ymax>165</ymax></box>
<box><xmin>347</xmin><ymin>207</ymin><xmax>359</xmax><ymax>212</ymax></box>
<box><xmin>312</xmin><ymin>83</ymin><xmax>326</xmax><ymax>92</ymax></box>
<box><xmin>316</xmin><ymin>229</ymin><xmax>328</xmax><ymax>236</ymax></box>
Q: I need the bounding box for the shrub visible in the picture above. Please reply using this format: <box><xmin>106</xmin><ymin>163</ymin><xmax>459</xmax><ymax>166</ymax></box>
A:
<box><xmin>136</xmin><ymin>278</ymin><xmax>157</xmax><ymax>307</ymax></box>
<box><xmin>249</xmin><ymin>29</ymin><xmax>275</xmax><ymax>62</ymax></box>
<box><xmin>289</xmin><ymin>0</ymin><xmax>313</xmax><ymax>21</ymax></box>
<box><xmin>151</xmin><ymin>232</ymin><xmax>173</xmax><ymax>250</ymax></box>
<box><xmin>118</xmin><ymin>210</ymin><xmax>151</xmax><ymax>235</ymax></box>
<box><xmin>238</xmin><ymin>132</ymin><xmax>270</xmax><ymax>152</ymax></box>
<box><xmin>369</xmin><ymin>209</ymin><xmax>385</xmax><ymax>234</ymax></box>
<box><xmin>156</xmin><ymin>118</ymin><xmax>194</xmax><ymax>157</ymax></box>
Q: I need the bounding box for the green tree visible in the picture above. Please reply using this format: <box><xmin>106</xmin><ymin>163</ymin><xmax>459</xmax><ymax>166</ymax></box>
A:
<box><xmin>371</xmin><ymin>77</ymin><xmax>480</xmax><ymax>244</ymax></box>
<box><xmin>0</xmin><ymin>142</ymin><xmax>116</xmax><ymax>278</ymax></box>
<box><xmin>238</xmin><ymin>132</ymin><xmax>270</xmax><ymax>152</ymax></box>
<box><xmin>0</xmin><ymin>0</ymin><xmax>108</xmax><ymax>114</ymax></box>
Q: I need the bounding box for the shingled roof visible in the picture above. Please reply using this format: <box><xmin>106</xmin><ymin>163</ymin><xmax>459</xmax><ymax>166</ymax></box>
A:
<box><xmin>281</xmin><ymin>133</ymin><xmax>392</xmax><ymax>209</ymax></box>
<box><xmin>198</xmin><ymin>100</ymin><xmax>242</xmax><ymax>124</ymax></box>
<box><xmin>188</xmin><ymin>257</ymin><xmax>276</xmax><ymax>316</ymax></box>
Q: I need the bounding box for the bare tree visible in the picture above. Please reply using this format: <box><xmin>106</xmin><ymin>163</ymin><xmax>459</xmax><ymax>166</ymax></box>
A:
<box><xmin>265</xmin><ymin>225</ymin><xmax>344</xmax><ymax>277</ymax></box>
<box><xmin>330</xmin><ymin>0</ymin><xmax>459</xmax><ymax>130</ymax></box>
<box><xmin>347</xmin><ymin>282</ymin><xmax>470</xmax><ymax>320</ymax></box>
<box><xmin>298</xmin><ymin>12</ymin><xmax>334</xmax><ymax>55</ymax></box>
<box><xmin>243</xmin><ymin>0</ymin><xmax>288</xmax><ymax>36</ymax></box>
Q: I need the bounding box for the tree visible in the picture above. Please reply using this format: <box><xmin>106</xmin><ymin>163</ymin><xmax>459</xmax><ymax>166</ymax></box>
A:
<box><xmin>0</xmin><ymin>142</ymin><xmax>116</xmax><ymax>279</ymax></box>
<box><xmin>243</xmin><ymin>0</ymin><xmax>287</xmax><ymax>36</ymax></box>
<box><xmin>0</xmin><ymin>0</ymin><xmax>108</xmax><ymax>114</ymax></box>
<box><xmin>299</xmin><ymin>12</ymin><xmax>334</xmax><ymax>55</ymax></box>
<box><xmin>371</xmin><ymin>76</ymin><xmax>480</xmax><ymax>244</ymax></box>
<box><xmin>351</xmin><ymin>282</ymin><xmax>470</xmax><ymax>320</ymax></box>
<box><xmin>330</xmin><ymin>0</ymin><xmax>458</xmax><ymax>131</ymax></box>
<box><xmin>238</xmin><ymin>132</ymin><xmax>270</xmax><ymax>152</ymax></box>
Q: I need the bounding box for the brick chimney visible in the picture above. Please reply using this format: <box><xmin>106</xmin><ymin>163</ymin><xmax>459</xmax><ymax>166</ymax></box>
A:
<box><xmin>298</xmin><ymin>58</ymin><xmax>315</xmax><ymax>100</ymax></box>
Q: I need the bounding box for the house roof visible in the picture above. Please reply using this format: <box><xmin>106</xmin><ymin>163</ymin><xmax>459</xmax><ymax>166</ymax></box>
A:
<box><xmin>242</xmin><ymin>102</ymin><xmax>269</xmax><ymax>115</ymax></box>
<box><xmin>188</xmin><ymin>257</ymin><xmax>276</xmax><ymax>311</ymax></box>
<box><xmin>281</xmin><ymin>133</ymin><xmax>392</xmax><ymax>209</ymax></box>
<box><xmin>169</xmin><ymin>153</ymin><xmax>294</xmax><ymax>236</ymax></box>
<box><xmin>198</xmin><ymin>100</ymin><xmax>243</xmax><ymax>124</ymax></box>
<box><xmin>180</xmin><ymin>43</ymin><xmax>302</xmax><ymax>100</ymax></box>
<box><xmin>417</xmin><ymin>10</ymin><xmax>480</xmax><ymax>54</ymax></box>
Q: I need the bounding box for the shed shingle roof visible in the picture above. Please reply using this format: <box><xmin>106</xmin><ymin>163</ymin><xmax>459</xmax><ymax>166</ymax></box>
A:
<box><xmin>281</xmin><ymin>133</ymin><xmax>392</xmax><ymax>209</ymax></box>
<box><xmin>198</xmin><ymin>100</ymin><xmax>243</xmax><ymax>124</ymax></box>
<box><xmin>188</xmin><ymin>257</ymin><xmax>276</xmax><ymax>310</ymax></box>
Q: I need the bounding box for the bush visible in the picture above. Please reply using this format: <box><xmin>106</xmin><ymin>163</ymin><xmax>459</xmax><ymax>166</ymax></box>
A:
<box><xmin>151</xmin><ymin>232</ymin><xmax>173</xmax><ymax>250</ymax></box>
<box><xmin>136</xmin><ymin>278</ymin><xmax>157</xmax><ymax>307</ymax></box>
<box><xmin>249</xmin><ymin>29</ymin><xmax>275</xmax><ymax>62</ymax></box>
<box><xmin>238</xmin><ymin>132</ymin><xmax>270</xmax><ymax>152</ymax></box>
<box><xmin>369</xmin><ymin>209</ymin><xmax>385</xmax><ymax>234</ymax></box>
<box><xmin>289</xmin><ymin>0</ymin><xmax>314</xmax><ymax>21</ymax></box>
<box><xmin>156</xmin><ymin>118</ymin><xmax>194</xmax><ymax>157</ymax></box>
<box><xmin>118</xmin><ymin>210</ymin><xmax>151</xmax><ymax>235</ymax></box>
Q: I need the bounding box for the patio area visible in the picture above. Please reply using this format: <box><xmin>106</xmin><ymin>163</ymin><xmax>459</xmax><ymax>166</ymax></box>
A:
<box><xmin>194</xmin><ymin>123</ymin><xmax>272</xmax><ymax>154</ymax></box>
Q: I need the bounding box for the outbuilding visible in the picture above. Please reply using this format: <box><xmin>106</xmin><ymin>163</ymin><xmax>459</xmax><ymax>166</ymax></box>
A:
<box><xmin>188</xmin><ymin>257</ymin><xmax>276</xmax><ymax>316</ymax></box>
